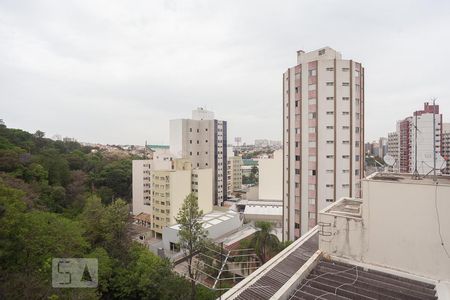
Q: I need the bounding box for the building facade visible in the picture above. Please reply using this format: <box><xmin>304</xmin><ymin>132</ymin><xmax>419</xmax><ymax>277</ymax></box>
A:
<box><xmin>389</xmin><ymin>102</ymin><xmax>443</xmax><ymax>175</ymax></box>
<box><xmin>132</xmin><ymin>158</ymin><xmax>213</xmax><ymax>238</ymax></box>
<box><xmin>227</xmin><ymin>156</ymin><xmax>243</xmax><ymax>194</ymax></box>
<box><xmin>170</xmin><ymin>108</ymin><xmax>227</xmax><ymax>205</ymax></box>
<box><xmin>258</xmin><ymin>149</ymin><xmax>282</xmax><ymax>200</ymax></box>
<box><xmin>283</xmin><ymin>47</ymin><xmax>364</xmax><ymax>241</ymax></box>
<box><xmin>387</xmin><ymin>132</ymin><xmax>399</xmax><ymax>171</ymax></box>
<box><xmin>442</xmin><ymin>123</ymin><xmax>450</xmax><ymax>174</ymax></box>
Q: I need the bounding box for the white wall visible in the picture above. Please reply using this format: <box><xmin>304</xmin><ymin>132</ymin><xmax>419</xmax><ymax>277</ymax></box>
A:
<box><xmin>169</xmin><ymin>119</ymin><xmax>184</xmax><ymax>158</ymax></box>
<box><xmin>319</xmin><ymin>175</ymin><xmax>450</xmax><ymax>282</ymax></box>
<box><xmin>194</xmin><ymin>168</ymin><xmax>214</xmax><ymax>214</ymax></box>
<box><xmin>258</xmin><ymin>150</ymin><xmax>282</xmax><ymax>200</ymax></box>
<box><xmin>168</xmin><ymin>170</ymin><xmax>192</xmax><ymax>224</ymax></box>
<box><xmin>132</xmin><ymin>160</ymin><xmax>152</xmax><ymax>215</ymax></box>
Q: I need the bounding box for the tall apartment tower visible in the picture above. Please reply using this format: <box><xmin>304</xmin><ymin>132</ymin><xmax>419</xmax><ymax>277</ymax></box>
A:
<box><xmin>390</xmin><ymin>102</ymin><xmax>443</xmax><ymax>174</ymax></box>
<box><xmin>170</xmin><ymin>108</ymin><xmax>227</xmax><ymax>205</ymax></box>
<box><xmin>283</xmin><ymin>47</ymin><xmax>364</xmax><ymax>241</ymax></box>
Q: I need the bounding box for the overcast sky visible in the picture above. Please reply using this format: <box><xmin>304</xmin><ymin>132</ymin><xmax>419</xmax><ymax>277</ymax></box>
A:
<box><xmin>1</xmin><ymin>0</ymin><xmax>449</xmax><ymax>145</ymax></box>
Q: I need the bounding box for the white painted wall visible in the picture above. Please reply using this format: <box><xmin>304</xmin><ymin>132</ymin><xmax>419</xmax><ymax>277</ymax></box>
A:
<box><xmin>319</xmin><ymin>174</ymin><xmax>450</xmax><ymax>282</ymax></box>
<box><xmin>258</xmin><ymin>150</ymin><xmax>282</xmax><ymax>200</ymax></box>
<box><xmin>132</xmin><ymin>160</ymin><xmax>152</xmax><ymax>215</ymax></box>
<box><xmin>194</xmin><ymin>168</ymin><xmax>214</xmax><ymax>214</ymax></box>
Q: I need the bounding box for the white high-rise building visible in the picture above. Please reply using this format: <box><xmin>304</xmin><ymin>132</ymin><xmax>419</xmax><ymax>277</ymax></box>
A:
<box><xmin>283</xmin><ymin>47</ymin><xmax>364</xmax><ymax>240</ymax></box>
<box><xmin>170</xmin><ymin>108</ymin><xmax>227</xmax><ymax>205</ymax></box>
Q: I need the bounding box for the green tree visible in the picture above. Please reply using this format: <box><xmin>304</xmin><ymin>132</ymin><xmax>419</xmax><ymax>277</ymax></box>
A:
<box><xmin>175</xmin><ymin>193</ymin><xmax>207</xmax><ymax>300</ymax></box>
<box><xmin>250</xmin><ymin>221</ymin><xmax>280</xmax><ymax>263</ymax></box>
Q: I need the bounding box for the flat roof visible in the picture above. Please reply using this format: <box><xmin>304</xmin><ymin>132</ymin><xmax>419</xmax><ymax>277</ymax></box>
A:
<box><xmin>244</xmin><ymin>204</ymin><xmax>282</xmax><ymax>216</ymax></box>
<box><xmin>169</xmin><ymin>210</ymin><xmax>238</xmax><ymax>230</ymax></box>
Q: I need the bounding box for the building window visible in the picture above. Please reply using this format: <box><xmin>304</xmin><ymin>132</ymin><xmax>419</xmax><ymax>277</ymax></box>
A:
<box><xmin>342</xmin><ymin>141</ymin><xmax>350</xmax><ymax>144</ymax></box>
<box><xmin>356</xmin><ymin>155</ymin><xmax>360</xmax><ymax>161</ymax></box>
<box><xmin>308</xmin><ymin>98</ymin><xmax>316</xmax><ymax>105</ymax></box>
<box><xmin>326</xmin><ymin>111</ymin><xmax>334</xmax><ymax>115</ymax></box>
<box><xmin>326</xmin><ymin>97</ymin><xmax>334</xmax><ymax>100</ymax></box>
<box><xmin>190</xmin><ymin>152</ymin><xmax>192</xmax><ymax>156</ymax></box>
<box><xmin>189</xmin><ymin>140</ymin><xmax>192</xmax><ymax>144</ymax></box>
<box><xmin>343</xmin><ymin>169</ymin><xmax>350</xmax><ymax>173</ymax></box>
<box><xmin>342</xmin><ymin>184</ymin><xmax>350</xmax><ymax>188</ymax></box>
<box><xmin>342</xmin><ymin>97</ymin><xmax>350</xmax><ymax>101</ymax></box>
<box><xmin>309</xmin><ymin>156</ymin><xmax>316</xmax><ymax>162</ymax></box>
<box><xmin>295</xmin><ymin>169</ymin><xmax>300</xmax><ymax>174</ymax></box>
<box><xmin>326</xmin><ymin>67</ymin><xmax>334</xmax><ymax>71</ymax></box>
<box><xmin>342</xmin><ymin>112</ymin><xmax>350</xmax><ymax>116</ymax></box>
<box><xmin>342</xmin><ymin>67</ymin><xmax>350</xmax><ymax>72</ymax></box>
<box><xmin>295</xmin><ymin>223</ymin><xmax>300</xmax><ymax>229</ymax></box>
<box><xmin>326</xmin><ymin>199</ymin><xmax>334</xmax><ymax>202</ymax></box>
<box><xmin>295</xmin><ymin>100</ymin><xmax>299</xmax><ymax>107</ymax></box>
<box><xmin>308</xmin><ymin>112</ymin><xmax>317</xmax><ymax>119</ymax></box>
<box><xmin>309</xmin><ymin>141</ymin><xmax>315</xmax><ymax>147</ymax></box>
<box><xmin>308</xmin><ymin>127</ymin><xmax>316</xmax><ymax>133</ymax></box>
<box><xmin>355</xmin><ymin>127</ymin><xmax>360</xmax><ymax>133</ymax></box>
<box><xmin>197</xmin><ymin>140</ymin><xmax>199</xmax><ymax>144</ymax></box>
<box><xmin>326</xmin><ymin>155</ymin><xmax>334</xmax><ymax>159</ymax></box>
<box><xmin>326</xmin><ymin>126</ymin><xmax>334</xmax><ymax>129</ymax></box>
<box><xmin>326</xmin><ymin>82</ymin><xmax>334</xmax><ymax>86</ymax></box>
<box><xmin>205</xmin><ymin>140</ymin><xmax>208</xmax><ymax>143</ymax></box>
<box><xmin>308</xmin><ymin>69</ymin><xmax>317</xmax><ymax>76</ymax></box>
<box><xmin>343</xmin><ymin>126</ymin><xmax>350</xmax><ymax>130</ymax></box>
<box><xmin>197</xmin><ymin>152</ymin><xmax>199</xmax><ymax>155</ymax></box>
<box><xmin>355</xmin><ymin>70</ymin><xmax>360</xmax><ymax>77</ymax></box>
<box><xmin>295</xmin><ymin>142</ymin><xmax>299</xmax><ymax>148</ymax></box>
<box><xmin>326</xmin><ymin>184</ymin><xmax>334</xmax><ymax>188</ymax></box>
<box><xmin>295</xmin><ymin>155</ymin><xmax>300</xmax><ymax>161</ymax></box>
<box><xmin>308</xmin><ymin>184</ymin><xmax>316</xmax><ymax>190</ymax></box>
<box><xmin>355</xmin><ymin>169</ymin><xmax>360</xmax><ymax>176</ymax></box>
<box><xmin>355</xmin><ymin>141</ymin><xmax>360</xmax><ymax>147</ymax></box>
<box><xmin>189</xmin><ymin>128</ymin><xmax>192</xmax><ymax>132</ymax></box>
<box><xmin>295</xmin><ymin>87</ymin><xmax>299</xmax><ymax>94</ymax></box>
<box><xmin>326</xmin><ymin>169</ymin><xmax>333</xmax><ymax>173</ymax></box>
<box><xmin>326</xmin><ymin>140</ymin><xmax>334</xmax><ymax>144</ymax></box>
<box><xmin>342</xmin><ymin>82</ymin><xmax>349</xmax><ymax>86</ymax></box>
<box><xmin>309</xmin><ymin>170</ymin><xmax>317</xmax><ymax>176</ymax></box>
<box><xmin>342</xmin><ymin>155</ymin><xmax>350</xmax><ymax>159</ymax></box>
<box><xmin>308</xmin><ymin>84</ymin><xmax>316</xmax><ymax>91</ymax></box>
<box><xmin>318</xmin><ymin>49</ymin><xmax>325</xmax><ymax>55</ymax></box>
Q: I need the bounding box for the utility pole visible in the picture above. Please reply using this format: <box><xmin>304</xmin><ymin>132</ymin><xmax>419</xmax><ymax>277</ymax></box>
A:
<box><xmin>432</xmin><ymin>98</ymin><xmax>437</xmax><ymax>181</ymax></box>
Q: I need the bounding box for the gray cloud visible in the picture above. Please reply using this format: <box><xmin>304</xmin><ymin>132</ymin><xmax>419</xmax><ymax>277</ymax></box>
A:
<box><xmin>1</xmin><ymin>0</ymin><xmax>449</xmax><ymax>145</ymax></box>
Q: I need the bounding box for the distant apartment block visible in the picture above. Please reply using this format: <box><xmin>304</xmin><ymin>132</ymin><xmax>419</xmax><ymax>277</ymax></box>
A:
<box><xmin>283</xmin><ymin>47</ymin><xmax>364</xmax><ymax>241</ymax></box>
<box><xmin>389</xmin><ymin>102</ymin><xmax>443</xmax><ymax>174</ymax></box>
<box><xmin>132</xmin><ymin>158</ymin><xmax>213</xmax><ymax>238</ymax></box>
<box><xmin>170</xmin><ymin>108</ymin><xmax>227</xmax><ymax>205</ymax></box>
<box><xmin>387</xmin><ymin>132</ymin><xmax>399</xmax><ymax>171</ymax></box>
<box><xmin>227</xmin><ymin>156</ymin><xmax>243</xmax><ymax>195</ymax></box>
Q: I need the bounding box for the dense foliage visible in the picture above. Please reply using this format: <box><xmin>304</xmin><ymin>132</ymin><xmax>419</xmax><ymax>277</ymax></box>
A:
<box><xmin>0</xmin><ymin>124</ymin><xmax>216</xmax><ymax>299</ymax></box>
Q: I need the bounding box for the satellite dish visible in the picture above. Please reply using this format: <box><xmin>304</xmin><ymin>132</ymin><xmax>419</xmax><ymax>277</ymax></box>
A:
<box><xmin>383</xmin><ymin>155</ymin><xmax>396</xmax><ymax>167</ymax></box>
<box><xmin>436</xmin><ymin>155</ymin><xmax>446</xmax><ymax>170</ymax></box>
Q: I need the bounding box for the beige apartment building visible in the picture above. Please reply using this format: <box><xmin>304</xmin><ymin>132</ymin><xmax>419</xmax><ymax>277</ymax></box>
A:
<box><xmin>170</xmin><ymin>108</ymin><xmax>227</xmax><ymax>205</ymax></box>
<box><xmin>283</xmin><ymin>47</ymin><xmax>364</xmax><ymax>241</ymax></box>
<box><xmin>132</xmin><ymin>158</ymin><xmax>213</xmax><ymax>238</ymax></box>
<box><xmin>227</xmin><ymin>156</ymin><xmax>243</xmax><ymax>195</ymax></box>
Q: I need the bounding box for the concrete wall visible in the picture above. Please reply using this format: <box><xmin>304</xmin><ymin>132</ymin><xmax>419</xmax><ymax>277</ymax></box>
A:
<box><xmin>362</xmin><ymin>177</ymin><xmax>450</xmax><ymax>281</ymax></box>
<box><xmin>258</xmin><ymin>149</ymin><xmax>282</xmax><ymax>200</ymax></box>
<box><xmin>168</xmin><ymin>170</ymin><xmax>192</xmax><ymax>224</ymax></box>
<box><xmin>194</xmin><ymin>168</ymin><xmax>213</xmax><ymax>214</ymax></box>
<box><xmin>319</xmin><ymin>175</ymin><xmax>450</xmax><ymax>282</ymax></box>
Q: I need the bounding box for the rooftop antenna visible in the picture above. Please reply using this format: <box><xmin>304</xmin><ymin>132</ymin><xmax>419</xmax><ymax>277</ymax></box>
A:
<box><xmin>144</xmin><ymin>140</ymin><xmax>148</xmax><ymax>159</ymax></box>
<box><xmin>432</xmin><ymin>98</ymin><xmax>437</xmax><ymax>181</ymax></box>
